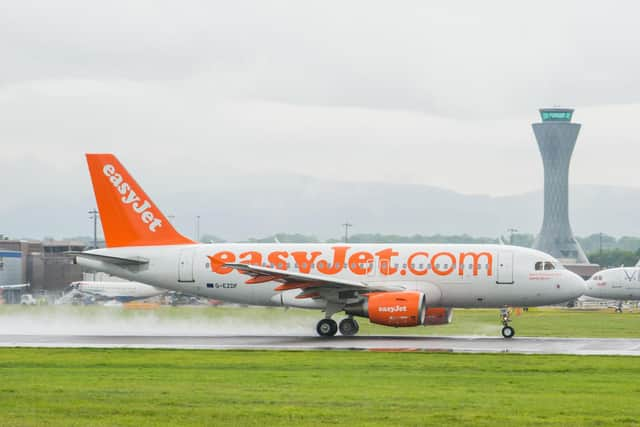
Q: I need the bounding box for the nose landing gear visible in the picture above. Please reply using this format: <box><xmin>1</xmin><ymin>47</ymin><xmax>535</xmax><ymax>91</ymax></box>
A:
<box><xmin>615</xmin><ymin>301</ymin><xmax>623</xmax><ymax>313</ymax></box>
<box><xmin>500</xmin><ymin>308</ymin><xmax>515</xmax><ymax>339</ymax></box>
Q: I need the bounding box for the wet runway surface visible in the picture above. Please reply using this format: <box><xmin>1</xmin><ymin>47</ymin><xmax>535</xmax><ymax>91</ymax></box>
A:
<box><xmin>1</xmin><ymin>334</ymin><xmax>640</xmax><ymax>355</ymax></box>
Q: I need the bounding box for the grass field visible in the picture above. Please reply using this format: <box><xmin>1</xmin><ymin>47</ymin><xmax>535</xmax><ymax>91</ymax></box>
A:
<box><xmin>1</xmin><ymin>305</ymin><xmax>640</xmax><ymax>338</ymax></box>
<box><xmin>1</xmin><ymin>348</ymin><xmax>639</xmax><ymax>426</ymax></box>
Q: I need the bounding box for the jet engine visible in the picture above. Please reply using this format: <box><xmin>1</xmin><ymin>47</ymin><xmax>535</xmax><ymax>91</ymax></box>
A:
<box><xmin>345</xmin><ymin>291</ymin><xmax>426</xmax><ymax>327</ymax></box>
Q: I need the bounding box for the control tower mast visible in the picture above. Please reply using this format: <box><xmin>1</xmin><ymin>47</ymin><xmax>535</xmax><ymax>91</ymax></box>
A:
<box><xmin>532</xmin><ymin>108</ymin><xmax>588</xmax><ymax>264</ymax></box>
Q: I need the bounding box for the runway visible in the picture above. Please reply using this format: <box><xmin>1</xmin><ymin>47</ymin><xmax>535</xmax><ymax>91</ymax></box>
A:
<box><xmin>1</xmin><ymin>334</ymin><xmax>640</xmax><ymax>355</ymax></box>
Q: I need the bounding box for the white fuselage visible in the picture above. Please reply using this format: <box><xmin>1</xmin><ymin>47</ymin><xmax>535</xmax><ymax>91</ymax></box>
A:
<box><xmin>586</xmin><ymin>267</ymin><xmax>640</xmax><ymax>300</ymax></box>
<box><xmin>77</xmin><ymin>243</ymin><xmax>585</xmax><ymax>309</ymax></box>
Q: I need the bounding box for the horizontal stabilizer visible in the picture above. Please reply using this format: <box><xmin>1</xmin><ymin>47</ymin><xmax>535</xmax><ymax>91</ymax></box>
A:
<box><xmin>66</xmin><ymin>252</ymin><xmax>149</xmax><ymax>266</ymax></box>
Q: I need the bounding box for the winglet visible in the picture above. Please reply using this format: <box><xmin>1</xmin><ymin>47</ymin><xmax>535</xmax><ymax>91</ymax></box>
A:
<box><xmin>86</xmin><ymin>154</ymin><xmax>194</xmax><ymax>247</ymax></box>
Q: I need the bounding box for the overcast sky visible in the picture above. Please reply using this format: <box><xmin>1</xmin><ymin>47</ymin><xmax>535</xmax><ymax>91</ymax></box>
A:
<box><xmin>2</xmin><ymin>1</ymin><xmax>640</xmax><ymax>237</ymax></box>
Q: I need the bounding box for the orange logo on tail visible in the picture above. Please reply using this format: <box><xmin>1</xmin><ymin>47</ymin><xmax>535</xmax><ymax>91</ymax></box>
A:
<box><xmin>102</xmin><ymin>164</ymin><xmax>163</xmax><ymax>232</ymax></box>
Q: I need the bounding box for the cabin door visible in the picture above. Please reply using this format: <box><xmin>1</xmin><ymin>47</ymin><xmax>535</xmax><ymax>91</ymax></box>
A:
<box><xmin>178</xmin><ymin>248</ymin><xmax>195</xmax><ymax>283</ymax></box>
<box><xmin>496</xmin><ymin>251</ymin><xmax>514</xmax><ymax>284</ymax></box>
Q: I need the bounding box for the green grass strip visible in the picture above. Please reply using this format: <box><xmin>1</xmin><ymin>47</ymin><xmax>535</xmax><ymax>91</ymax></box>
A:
<box><xmin>0</xmin><ymin>348</ymin><xmax>639</xmax><ymax>426</ymax></box>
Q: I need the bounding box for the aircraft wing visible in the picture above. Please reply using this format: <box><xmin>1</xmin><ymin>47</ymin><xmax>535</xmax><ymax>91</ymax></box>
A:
<box><xmin>0</xmin><ymin>283</ymin><xmax>30</xmax><ymax>290</ymax></box>
<box><xmin>225</xmin><ymin>263</ymin><xmax>398</xmax><ymax>299</ymax></box>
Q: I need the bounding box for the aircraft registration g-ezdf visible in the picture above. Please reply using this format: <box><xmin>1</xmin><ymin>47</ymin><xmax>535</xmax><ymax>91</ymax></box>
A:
<box><xmin>71</xmin><ymin>154</ymin><xmax>586</xmax><ymax>338</ymax></box>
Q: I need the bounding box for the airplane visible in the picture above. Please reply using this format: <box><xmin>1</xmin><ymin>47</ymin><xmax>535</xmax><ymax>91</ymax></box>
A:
<box><xmin>585</xmin><ymin>266</ymin><xmax>640</xmax><ymax>312</ymax></box>
<box><xmin>69</xmin><ymin>154</ymin><xmax>586</xmax><ymax>338</ymax></box>
<box><xmin>56</xmin><ymin>280</ymin><xmax>166</xmax><ymax>304</ymax></box>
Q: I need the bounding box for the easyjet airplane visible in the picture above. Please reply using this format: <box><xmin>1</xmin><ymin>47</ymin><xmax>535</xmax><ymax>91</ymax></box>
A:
<box><xmin>71</xmin><ymin>154</ymin><xmax>586</xmax><ymax>338</ymax></box>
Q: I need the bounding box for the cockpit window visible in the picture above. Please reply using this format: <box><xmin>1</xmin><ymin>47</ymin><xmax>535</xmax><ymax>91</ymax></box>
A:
<box><xmin>535</xmin><ymin>261</ymin><xmax>557</xmax><ymax>271</ymax></box>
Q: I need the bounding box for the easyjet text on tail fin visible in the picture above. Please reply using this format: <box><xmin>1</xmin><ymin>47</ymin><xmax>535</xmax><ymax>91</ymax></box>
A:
<box><xmin>86</xmin><ymin>154</ymin><xmax>194</xmax><ymax>247</ymax></box>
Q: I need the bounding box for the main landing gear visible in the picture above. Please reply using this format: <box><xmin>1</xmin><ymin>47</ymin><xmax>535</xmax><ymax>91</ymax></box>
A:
<box><xmin>338</xmin><ymin>317</ymin><xmax>359</xmax><ymax>336</ymax></box>
<box><xmin>316</xmin><ymin>319</ymin><xmax>338</xmax><ymax>337</ymax></box>
<box><xmin>500</xmin><ymin>308</ymin><xmax>515</xmax><ymax>339</ymax></box>
<box><xmin>316</xmin><ymin>317</ymin><xmax>360</xmax><ymax>337</ymax></box>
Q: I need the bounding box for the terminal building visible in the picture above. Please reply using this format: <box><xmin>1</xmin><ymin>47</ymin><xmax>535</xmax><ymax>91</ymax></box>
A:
<box><xmin>0</xmin><ymin>239</ymin><xmax>85</xmax><ymax>296</ymax></box>
<box><xmin>531</xmin><ymin>108</ymin><xmax>599</xmax><ymax>278</ymax></box>
<box><xmin>0</xmin><ymin>250</ymin><xmax>24</xmax><ymax>303</ymax></box>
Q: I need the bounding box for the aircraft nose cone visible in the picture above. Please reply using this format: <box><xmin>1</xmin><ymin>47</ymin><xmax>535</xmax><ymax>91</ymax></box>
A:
<box><xmin>566</xmin><ymin>271</ymin><xmax>587</xmax><ymax>298</ymax></box>
<box><xmin>584</xmin><ymin>279</ymin><xmax>598</xmax><ymax>297</ymax></box>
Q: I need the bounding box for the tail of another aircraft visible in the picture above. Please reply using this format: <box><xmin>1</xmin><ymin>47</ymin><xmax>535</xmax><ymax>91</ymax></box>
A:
<box><xmin>86</xmin><ymin>154</ymin><xmax>194</xmax><ymax>247</ymax></box>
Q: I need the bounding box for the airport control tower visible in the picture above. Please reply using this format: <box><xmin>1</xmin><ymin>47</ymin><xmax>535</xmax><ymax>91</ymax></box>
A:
<box><xmin>532</xmin><ymin>107</ymin><xmax>589</xmax><ymax>264</ymax></box>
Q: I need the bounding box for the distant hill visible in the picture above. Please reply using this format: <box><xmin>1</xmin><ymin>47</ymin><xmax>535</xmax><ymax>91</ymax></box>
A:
<box><xmin>161</xmin><ymin>177</ymin><xmax>640</xmax><ymax>241</ymax></box>
<box><xmin>3</xmin><ymin>175</ymin><xmax>640</xmax><ymax>241</ymax></box>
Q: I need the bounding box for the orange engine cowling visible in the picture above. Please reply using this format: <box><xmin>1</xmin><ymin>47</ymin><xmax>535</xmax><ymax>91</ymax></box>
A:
<box><xmin>345</xmin><ymin>292</ymin><xmax>426</xmax><ymax>327</ymax></box>
<box><xmin>424</xmin><ymin>307</ymin><xmax>453</xmax><ymax>325</ymax></box>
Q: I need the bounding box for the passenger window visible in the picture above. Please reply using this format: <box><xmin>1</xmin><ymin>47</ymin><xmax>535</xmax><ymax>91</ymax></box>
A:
<box><xmin>543</xmin><ymin>261</ymin><xmax>555</xmax><ymax>270</ymax></box>
<box><xmin>535</xmin><ymin>261</ymin><xmax>543</xmax><ymax>271</ymax></box>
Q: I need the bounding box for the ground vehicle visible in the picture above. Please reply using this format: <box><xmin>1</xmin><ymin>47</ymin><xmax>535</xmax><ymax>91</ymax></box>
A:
<box><xmin>20</xmin><ymin>294</ymin><xmax>36</xmax><ymax>305</ymax></box>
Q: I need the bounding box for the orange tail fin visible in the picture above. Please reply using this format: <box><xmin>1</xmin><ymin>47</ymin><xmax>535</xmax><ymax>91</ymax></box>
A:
<box><xmin>86</xmin><ymin>154</ymin><xmax>194</xmax><ymax>247</ymax></box>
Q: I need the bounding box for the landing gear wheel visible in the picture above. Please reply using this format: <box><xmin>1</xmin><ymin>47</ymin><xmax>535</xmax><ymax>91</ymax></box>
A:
<box><xmin>339</xmin><ymin>318</ymin><xmax>359</xmax><ymax>336</ymax></box>
<box><xmin>501</xmin><ymin>326</ymin><xmax>515</xmax><ymax>339</ymax></box>
<box><xmin>316</xmin><ymin>319</ymin><xmax>338</xmax><ymax>337</ymax></box>
<box><xmin>499</xmin><ymin>308</ymin><xmax>515</xmax><ymax>339</ymax></box>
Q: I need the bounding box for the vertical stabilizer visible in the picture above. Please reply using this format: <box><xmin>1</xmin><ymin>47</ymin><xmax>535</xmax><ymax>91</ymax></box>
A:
<box><xmin>86</xmin><ymin>154</ymin><xmax>194</xmax><ymax>247</ymax></box>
